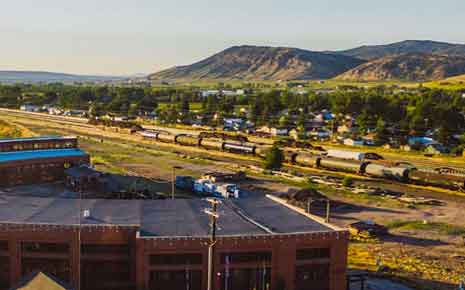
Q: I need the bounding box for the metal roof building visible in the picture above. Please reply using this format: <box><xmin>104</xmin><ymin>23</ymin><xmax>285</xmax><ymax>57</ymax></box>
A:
<box><xmin>0</xmin><ymin>137</ymin><xmax>89</xmax><ymax>187</ymax></box>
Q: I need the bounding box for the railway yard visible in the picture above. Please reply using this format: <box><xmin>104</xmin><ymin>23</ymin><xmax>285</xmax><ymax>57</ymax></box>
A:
<box><xmin>1</xmin><ymin>109</ymin><xmax>465</xmax><ymax>289</ymax></box>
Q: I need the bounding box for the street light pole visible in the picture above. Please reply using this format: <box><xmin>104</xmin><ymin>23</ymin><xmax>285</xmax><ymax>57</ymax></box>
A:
<box><xmin>204</xmin><ymin>198</ymin><xmax>221</xmax><ymax>290</ymax></box>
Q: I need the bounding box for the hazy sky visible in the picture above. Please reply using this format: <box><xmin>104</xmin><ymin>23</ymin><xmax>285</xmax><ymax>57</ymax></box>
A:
<box><xmin>1</xmin><ymin>0</ymin><xmax>464</xmax><ymax>75</ymax></box>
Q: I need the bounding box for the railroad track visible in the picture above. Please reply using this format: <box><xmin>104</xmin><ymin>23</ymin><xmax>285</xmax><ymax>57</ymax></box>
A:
<box><xmin>2</xmin><ymin>108</ymin><xmax>465</xmax><ymax>173</ymax></box>
<box><xmin>4</xmin><ymin>108</ymin><xmax>465</xmax><ymax>201</ymax></box>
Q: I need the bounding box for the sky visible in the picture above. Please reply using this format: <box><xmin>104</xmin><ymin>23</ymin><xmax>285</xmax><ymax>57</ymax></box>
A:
<box><xmin>0</xmin><ymin>0</ymin><xmax>464</xmax><ymax>75</ymax></box>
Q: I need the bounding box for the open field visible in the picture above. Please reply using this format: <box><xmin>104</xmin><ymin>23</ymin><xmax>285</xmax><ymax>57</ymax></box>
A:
<box><xmin>1</xmin><ymin>110</ymin><xmax>465</xmax><ymax>289</ymax></box>
<box><xmin>154</xmin><ymin>78</ymin><xmax>465</xmax><ymax>91</ymax></box>
<box><xmin>0</xmin><ymin>119</ymin><xmax>34</xmax><ymax>138</ymax></box>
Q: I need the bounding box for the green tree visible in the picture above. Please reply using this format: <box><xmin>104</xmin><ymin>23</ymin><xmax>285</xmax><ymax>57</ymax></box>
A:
<box><xmin>264</xmin><ymin>145</ymin><xmax>284</xmax><ymax>170</ymax></box>
<box><xmin>375</xmin><ymin>117</ymin><xmax>388</xmax><ymax>144</ymax></box>
<box><xmin>279</xmin><ymin>115</ymin><xmax>289</xmax><ymax>127</ymax></box>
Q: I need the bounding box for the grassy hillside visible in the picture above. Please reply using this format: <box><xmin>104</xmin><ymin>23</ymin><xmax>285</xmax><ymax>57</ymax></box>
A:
<box><xmin>336</xmin><ymin>40</ymin><xmax>465</xmax><ymax>60</ymax></box>
<box><xmin>150</xmin><ymin>45</ymin><xmax>364</xmax><ymax>81</ymax></box>
<box><xmin>335</xmin><ymin>53</ymin><xmax>465</xmax><ymax>82</ymax></box>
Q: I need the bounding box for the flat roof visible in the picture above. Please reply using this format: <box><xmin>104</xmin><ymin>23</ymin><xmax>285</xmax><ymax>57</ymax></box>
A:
<box><xmin>0</xmin><ymin>196</ymin><xmax>336</xmax><ymax>237</ymax></box>
<box><xmin>0</xmin><ymin>149</ymin><xmax>87</xmax><ymax>163</ymax></box>
<box><xmin>0</xmin><ymin>196</ymin><xmax>140</xmax><ymax>226</ymax></box>
<box><xmin>0</xmin><ymin>136</ymin><xmax>76</xmax><ymax>144</ymax></box>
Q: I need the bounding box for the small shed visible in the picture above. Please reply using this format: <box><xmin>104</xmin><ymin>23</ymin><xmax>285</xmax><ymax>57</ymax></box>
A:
<box><xmin>64</xmin><ymin>165</ymin><xmax>102</xmax><ymax>191</ymax></box>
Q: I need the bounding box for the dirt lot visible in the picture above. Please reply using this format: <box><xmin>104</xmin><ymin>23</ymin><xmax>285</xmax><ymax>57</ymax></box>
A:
<box><xmin>2</xmin><ymin>112</ymin><xmax>465</xmax><ymax>289</ymax></box>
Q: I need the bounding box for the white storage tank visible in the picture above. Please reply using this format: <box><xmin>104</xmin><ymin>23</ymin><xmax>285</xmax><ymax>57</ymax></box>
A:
<box><xmin>326</xmin><ymin>149</ymin><xmax>365</xmax><ymax>161</ymax></box>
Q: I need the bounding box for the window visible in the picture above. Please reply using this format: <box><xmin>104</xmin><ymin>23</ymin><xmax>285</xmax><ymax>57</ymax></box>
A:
<box><xmin>221</xmin><ymin>267</ymin><xmax>271</xmax><ymax>290</ymax></box>
<box><xmin>150</xmin><ymin>253</ymin><xmax>202</xmax><ymax>266</ymax></box>
<box><xmin>0</xmin><ymin>241</ymin><xmax>8</xmax><ymax>252</ymax></box>
<box><xmin>22</xmin><ymin>258</ymin><xmax>70</xmax><ymax>283</ymax></box>
<box><xmin>295</xmin><ymin>264</ymin><xmax>330</xmax><ymax>290</ymax></box>
<box><xmin>82</xmin><ymin>261</ymin><xmax>132</xmax><ymax>290</ymax></box>
<box><xmin>82</xmin><ymin>244</ymin><xmax>129</xmax><ymax>255</ymax></box>
<box><xmin>22</xmin><ymin>242</ymin><xmax>69</xmax><ymax>254</ymax></box>
<box><xmin>150</xmin><ymin>270</ymin><xmax>202</xmax><ymax>290</ymax></box>
<box><xmin>296</xmin><ymin>248</ymin><xmax>330</xmax><ymax>260</ymax></box>
<box><xmin>220</xmin><ymin>252</ymin><xmax>272</xmax><ymax>264</ymax></box>
<box><xmin>0</xmin><ymin>257</ymin><xmax>10</xmax><ymax>289</ymax></box>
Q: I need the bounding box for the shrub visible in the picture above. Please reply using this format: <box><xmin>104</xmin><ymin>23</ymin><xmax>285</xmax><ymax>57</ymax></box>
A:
<box><xmin>264</xmin><ymin>145</ymin><xmax>284</xmax><ymax>170</ymax></box>
<box><xmin>342</xmin><ymin>176</ymin><xmax>354</xmax><ymax>187</ymax></box>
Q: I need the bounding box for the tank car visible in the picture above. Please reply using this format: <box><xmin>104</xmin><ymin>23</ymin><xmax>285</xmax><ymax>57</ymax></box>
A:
<box><xmin>175</xmin><ymin>135</ymin><xmax>202</xmax><ymax>146</ymax></box>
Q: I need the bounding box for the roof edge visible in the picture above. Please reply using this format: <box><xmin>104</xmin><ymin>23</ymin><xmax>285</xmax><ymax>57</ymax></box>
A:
<box><xmin>265</xmin><ymin>194</ymin><xmax>346</xmax><ymax>232</ymax></box>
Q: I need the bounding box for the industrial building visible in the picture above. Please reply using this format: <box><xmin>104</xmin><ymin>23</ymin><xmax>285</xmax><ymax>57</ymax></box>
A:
<box><xmin>0</xmin><ymin>136</ymin><xmax>349</xmax><ymax>290</ymax></box>
<box><xmin>0</xmin><ymin>195</ymin><xmax>348</xmax><ymax>290</ymax></box>
<box><xmin>0</xmin><ymin>136</ymin><xmax>89</xmax><ymax>187</ymax></box>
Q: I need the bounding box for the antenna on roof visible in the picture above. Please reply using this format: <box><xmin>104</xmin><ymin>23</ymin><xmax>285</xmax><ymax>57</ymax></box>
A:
<box><xmin>83</xmin><ymin>209</ymin><xmax>90</xmax><ymax>218</ymax></box>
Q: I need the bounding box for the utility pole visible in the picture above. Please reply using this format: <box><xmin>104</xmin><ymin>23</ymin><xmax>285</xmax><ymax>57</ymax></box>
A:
<box><xmin>307</xmin><ymin>198</ymin><xmax>312</xmax><ymax>214</ymax></box>
<box><xmin>325</xmin><ymin>199</ymin><xmax>331</xmax><ymax>223</ymax></box>
<box><xmin>204</xmin><ymin>198</ymin><xmax>221</xmax><ymax>290</ymax></box>
<box><xmin>77</xmin><ymin>188</ymin><xmax>82</xmax><ymax>290</ymax></box>
<box><xmin>172</xmin><ymin>166</ymin><xmax>182</xmax><ymax>199</ymax></box>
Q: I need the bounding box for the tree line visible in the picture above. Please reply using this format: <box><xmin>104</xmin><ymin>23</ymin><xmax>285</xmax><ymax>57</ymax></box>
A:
<box><xmin>1</xmin><ymin>83</ymin><xmax>464</xmax><ymax>145</ymax></box>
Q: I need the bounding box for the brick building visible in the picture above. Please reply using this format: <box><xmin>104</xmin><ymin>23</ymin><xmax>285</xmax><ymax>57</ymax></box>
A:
<box><xmin>0</xmin><ymin>195</ymin><xmax>348</xmax><ymax>290</ymax></box>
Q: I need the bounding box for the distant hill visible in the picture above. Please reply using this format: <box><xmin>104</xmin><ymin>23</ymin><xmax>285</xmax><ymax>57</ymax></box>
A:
<box><xmin>0</xmin><ymin>71</ymin><xmax>125</xmax><ymax>84</ymax></box>
<box><xmin>149</xmin><ymin>45</ymin><xmax>365</xmax><ymax>81</ymax></box>
<box><xmin>336</xmin><ymin>40</ymin><xmax>465</xmax><ymax>60</ymax></box>
<box><xmin>335</xmin><ymin>53</ymin><xmax>465</xmax><ymax>82</ymax></box>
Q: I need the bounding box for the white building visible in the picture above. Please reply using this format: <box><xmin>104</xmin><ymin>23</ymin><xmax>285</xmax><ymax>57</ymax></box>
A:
<box><xmin>201</xmin><ymin>89</ymin><xmax>244</xmax><ymax>98</ymax></box>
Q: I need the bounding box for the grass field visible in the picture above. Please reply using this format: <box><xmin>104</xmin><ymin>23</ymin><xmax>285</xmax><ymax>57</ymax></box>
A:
<box><xmin>387</xmin><ymin>220</ymin><xmax>465</xmax><ymax>236</ymax></box>
<box><xmin>426</xmin><ymin>74</ymin><xmax>465</xmax><ymax>90</ymax></box>
<box><xmin>154</xmin><ymin>77</ymin><xmax>465</xmax><ymax>91</ymax></box>
<box><xmin>0</xmin><ymin>120</ymin><xmax>33</xmax><ymax>138</ymax></box>
<box><xmin>158</xmin><ymin>102</ymin><xmax>203</xmax><ymax>112</ymax></box>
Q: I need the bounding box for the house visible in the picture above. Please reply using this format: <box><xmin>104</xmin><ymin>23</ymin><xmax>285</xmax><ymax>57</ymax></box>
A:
<box><xmin>310</xmin><ymin>129</ymin><xmax>331</xmax><ymax>140</ymax></box>
<box><xmin>20</xmin><ymin>104</ymin><xmax>40</xmax><ymax>112</ymax></box>
<box><xmin>337</xmin><ymin>125</ymin><xmax>359</xmax><ymax>134</ymax></box>
<box><xmin>408</xmin><ymin>136</ymin><xmax>436</xmax><ymax>147</ymax></box>
<box><xmin>223</xmin><ymin>118</ymin><xmax>246</xmax><ymax>131</ymax></box>
<box><xmin>362</xmin><ymin>133</ymin><xmax>377</xmax><ymax>146</ymax></box>
<box><xmin>343</xmin><ymin>138</ymin><xmax>364</xmax><ymax>146</ymax></box>
<box><xmin>200</xmin><ymin>90</ymin><xmax>217</xmax><ymax>97</ymax></box>
<box><xmin>270</xmin><ymin>127</ymin><xmax>289</xmax><ymax>136</ymax></box>
<box><xmin>47</xmin><ymin>107</ymin><xmax>64</xmax><ymax>115</ymax></box>
<box><xmin>201</xmin><ymin>89</ymin><xmax>241</xmax><ymax>98</ymax></box>
<box><xmin>425</xmin><ymin>143</ymin><xmax>449</xmax><ymax>155</ymax></box>
<box><xmin>257</xmin><ymin>126</ymin><xmax>289</xmax><ymax>136</ymax></box>
<box><xmin>291</xmin><ymin>128</ymin><xmax>331</xmax><ymax>140</ymax></box>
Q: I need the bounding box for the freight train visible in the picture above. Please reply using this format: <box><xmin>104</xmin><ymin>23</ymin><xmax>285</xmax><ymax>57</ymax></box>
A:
<box><xmin>137</xmin><ymin>130</ymin><xmax>465</xmax><ymax>191</ymax></box>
